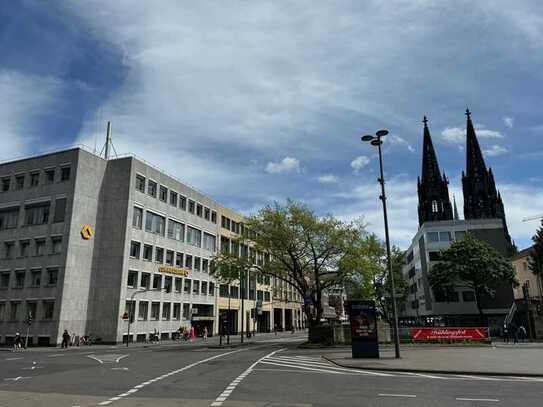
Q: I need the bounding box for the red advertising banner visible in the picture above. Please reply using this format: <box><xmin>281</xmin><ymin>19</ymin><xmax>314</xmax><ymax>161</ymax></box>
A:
<box><xmin>411</xmin><ymin>327</ymin><xmax>489</xmax><ymax>341</ymax></box>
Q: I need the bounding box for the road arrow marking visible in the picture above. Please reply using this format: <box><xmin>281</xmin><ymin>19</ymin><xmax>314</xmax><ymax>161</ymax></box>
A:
<box><xmin>4</xmin><ymin>376</ymin><xmax>31</xmax><ymax>381</ymax></box>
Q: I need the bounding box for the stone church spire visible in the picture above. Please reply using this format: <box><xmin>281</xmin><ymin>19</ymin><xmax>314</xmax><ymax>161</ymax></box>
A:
<box><xmin>417</xmin><ymin>116</ymin><xmax>453</xmax><ymax>226</ymax></box>
<box><xmin>453</xmin><ymin>194</ymin><xmax>459</xmax><ymax>220</ymax></box>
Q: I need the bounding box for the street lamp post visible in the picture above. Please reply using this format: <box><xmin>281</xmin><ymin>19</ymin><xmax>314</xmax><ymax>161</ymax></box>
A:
<box><xmin>361</xmin><ymin>129</ymin><xmax>401</xmax><ymax>359</ymax></box>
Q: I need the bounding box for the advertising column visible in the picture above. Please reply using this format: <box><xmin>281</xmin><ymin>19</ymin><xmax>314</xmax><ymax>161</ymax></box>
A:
<box><xmin>347</xmin><ymin>300</ymin><xmax>379</xmax><ymax>358</ymax></box>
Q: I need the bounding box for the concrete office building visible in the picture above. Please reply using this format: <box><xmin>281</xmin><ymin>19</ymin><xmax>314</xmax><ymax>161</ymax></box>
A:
<box><xmin>0</xmin><ymin>147</ymin><xmax>302</xmax><ymax>346</ymax></box>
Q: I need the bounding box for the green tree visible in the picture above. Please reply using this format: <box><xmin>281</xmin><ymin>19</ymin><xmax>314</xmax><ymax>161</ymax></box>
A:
<box><xmin>428</xmin><ymin>232</ymin><xmax>518</xmax><ymax>323</ymax></box>
<box><xmin>529</xmin><ymin>220</ymin><xmax>543</xmax><ymax>276</ymax></box>
<box><xmin>245</xmin><ymin>200</ymin><xmax>379</xmax><ymax>329</ymax></box>
<box><xmin>373</xmin><ymin>246</ymin><xmax>409</xmax><ymax>325</ymax></box>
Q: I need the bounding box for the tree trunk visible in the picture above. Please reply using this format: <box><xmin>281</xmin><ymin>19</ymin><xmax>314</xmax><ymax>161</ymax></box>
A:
<box><xmin>474</xmin><ymin>290</ymin><xmax>485</xmax><ymax>326</ymax></box>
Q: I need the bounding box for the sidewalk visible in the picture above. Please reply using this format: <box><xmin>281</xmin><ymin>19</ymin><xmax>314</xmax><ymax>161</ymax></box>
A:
<box><xmin>324</xmin><ymin>345</ymin><xmax>543</xmax><ymax>377</ymax></box>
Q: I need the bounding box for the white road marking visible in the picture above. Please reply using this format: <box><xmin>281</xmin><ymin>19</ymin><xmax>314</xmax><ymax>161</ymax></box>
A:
<box><xmin>5</xmin><ymin>357</ymin><xmax>24</xmax><ymax>361</ymax></box>
<box><xmin>210</xmin><ymin>348</ymin><xmax>285</xmax><ymax>407</ymax></box>
<box><xmin>396</xmin><ymin>371</ymin><xmax>446</xmax><ymax>379</ymax></box>
<box><xmin>22</xmin><ymin>366</ymin><xmax>42</xmax><ymax>370</ymax></box>
<box><xmin>111</xmin><ymin>367</ymin><xmax>129</xmax><ymax>371</ymax></box>
<box><xmin>456</xmin><ymin>375</ymin><xmax>502</xmax><ymax>381</ymax></box>
<box><xmin>115</xmin><ymin>355</ymin><xmax>129</xmax><ymax>363</ymax></box>
<box><xmin>456</xmin><ymin>398</ymin><xmax>499</xmax><ymax>402</ymax></box>
<box><xmin>95</xmin><ymin>349</ymin><xmax>243</xmax><ymax>406</ymax></box>
<box><xmin>48</xmin><ymin>354</ymin><xmax>65</xmax><ymax>357</ymax></box>
<box><xmin>4</xmin><ymin>376</ymin><xmax>31</xmax><ymax>382</ymax></box>
<box><xmin>87</xmin><ymin>355</ymin><xmax>104</xmax><ymax>364</ymax></box>
<box><xmin>378</xmin><ymin>393</ymin><xmax>417</xmax><ymax>398</ymax></box>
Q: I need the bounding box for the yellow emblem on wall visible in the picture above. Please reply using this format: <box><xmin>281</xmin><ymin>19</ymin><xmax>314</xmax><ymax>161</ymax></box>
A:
<box><xmin>81</xmin><ymin>224</ymin><xmax>94</xmax><ymax>240</ymax></box>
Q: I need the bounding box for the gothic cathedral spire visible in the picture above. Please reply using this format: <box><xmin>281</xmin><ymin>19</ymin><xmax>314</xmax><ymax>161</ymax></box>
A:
<box><xmin>417</xmin><ymin>116</ymin><xmax>453</xmax><ymax>226</ymax></box>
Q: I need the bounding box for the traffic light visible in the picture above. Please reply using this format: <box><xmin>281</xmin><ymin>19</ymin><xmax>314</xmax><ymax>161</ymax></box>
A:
<box><xmin>26</xmin><ymin>313</ymin><xmax>33</xmax><ymax>326</ymax></box>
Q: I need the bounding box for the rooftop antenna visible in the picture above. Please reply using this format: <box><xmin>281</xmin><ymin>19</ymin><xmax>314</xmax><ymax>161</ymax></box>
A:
<box><xmin>99</xmin><ymin>121</ymin><xmax>118</xmax><ymax>159</ymax></box>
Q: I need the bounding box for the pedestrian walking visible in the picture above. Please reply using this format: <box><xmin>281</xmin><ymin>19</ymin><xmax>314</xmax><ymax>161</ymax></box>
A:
<box><xmin>509</xmin><ymin>323</ymin><xmax>518</xmax><ymax>344</ymax></box>
<box><xmin>61</xmin><ymin>330</ymin><xmax>70</xmax><ymax>348</ymax></box>
<box><xmin>13</xmin><ymin>333</ymin><xmax>22</xmax><ymax>352</ymax></box>
<box><xmin>190</xmin><ymin>326</ymin><xmax>196</xmax><ymax>342</ymax></box>
<box><xmin>274</xmin><ymin>324</ymin><xmax>278</xmax><ymax>336</ymax></box>
<box><xmin>503</xmin><ymin>324</ymin><xmax>509</xmax><ymax>343</ymax></box>
<box><xmin>519</xmin><ymin>325</ymin><xmax>527</xmax><ymax>342</ymax></box>
<box><xmin>203</xmin><ymin>326</ymin><xmax>208</xmax><ymax>342</ymax></box>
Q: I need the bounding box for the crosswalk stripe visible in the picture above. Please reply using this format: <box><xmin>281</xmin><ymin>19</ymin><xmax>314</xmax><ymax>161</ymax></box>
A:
<box><xmin>260</xmin><ymin>361</ymin><xmax>347</xmax><ymax>374</ymax></box>
<box><xmin>261</xmin><ymin>359</ymin><xmax>394</xmax><ymax>376</ymax></box>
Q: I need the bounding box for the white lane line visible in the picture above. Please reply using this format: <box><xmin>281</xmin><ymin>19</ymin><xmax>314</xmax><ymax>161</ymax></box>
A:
<box><xmin>455</xmin><ymin>375</ymin><xmax>502</xmax><ymax>381</ymax></box>
<box><xmin>261</xmin><ymin>361</ymin><xmax>346</xmax><ymax>375</ymax></box>
<box><xmin>254</xmin><ymin>367</ymin><xmax>340</xmax><ymax>374</ymax></box>
<box><xmin>396</xmin><ymin>371</ymin><xmax>446</xmax><ymax>379</ymax></box>
<box><xmin>4</xmin><ymin>376</ymin><xmax>31</xmax><ymax>382</ymax></box>
<box><xmin>48</xmin><ymin>354</ymin><xmax>65</xmax><ymax>357</ymax></box>
<box><xmin>95</xmin><ymin>349</ymin><xmax>243</xmax><ymax>406</ymax></box>
<box><xmin>5</xmin><ymin>357</ymin><xmax>24</xmax><ymax>361</ymax></box>
<box><xmin>210</xmin><ymin>348</ymin><xmax>285</xmax><ymax>406</ymax></box>
<box><xmin>115</xmin><ymin>355</ymin><xmax>129</xmax><ymax>363</ymax></box>
<box><xmin>378</xmin><ymin>393</ymin><xmax>417</xmax><ymax>398</ymax></box>
<box><xmin>86</xmin><ymin>355</ymin><xmax>104</xmax><ymax>364</ymax></box>
<box><xmin>456</xmin><ymin>398</ymin><xmax>499</xmax><ymax>402</ymax></box>
<box><xmin>262</xmin><ymin>359</ymin><xmax>394</xmax><ymax>377</ymax></box>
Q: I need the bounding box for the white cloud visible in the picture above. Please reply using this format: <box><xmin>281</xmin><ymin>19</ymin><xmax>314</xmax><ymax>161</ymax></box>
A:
<box><xmin>317</xmin><ymin>174</ymin><xmax>339</xmax><ymax>184</ymax></box>
<box><xmin>441</xmin><ymin>125</ymin><xmax>504</xmax><ymax>144</ymax></box>
<box><xmin>389</xmin><ymin>135</ymin><xmax>415</xmax><ymax>153</ymax></box>
<box><xmin>484</xmin><ymin>144</ymin><xmax>508</xmax><ymax>157</ymax></box>
<box><xmin>0</xmin><ymin>70</ymin><xmax>64</xmax><ymax>160</ymax></box>
<box><xmin>503</xmin><ymin>116</ymin><xmax>514</xmax><ymax>128</ymax></box>
<box><xmin>265</xmin><ymin>157</ymin><xmax>301</xmax><ymax>174</ymax></box>
<box><xmin>350</xmin><ymin>156</ymin><xmax>370</xmax><ymax>173</ymax></box>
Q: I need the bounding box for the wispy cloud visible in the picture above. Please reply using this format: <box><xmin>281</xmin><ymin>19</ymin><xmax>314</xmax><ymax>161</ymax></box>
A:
<box><xmin>350</xmin><ymin>156</ymin><xmax>370</xmax><ymax>173</ymax></box>
<box><xmin>441</xmin><ymin>125</ymin><xmax>504</xmax><ymax>144</ymax></box>
<box><xmin>503</xmin><ymin>116</ymin><xmax>514</xmax><ymax>128</ymax></box>
<box><xmin>389</xmin><ymin>135</ymin><xmax>415</xmax><ymax>153</ymax></box>
<box><xmin>484</xmin><ymin>144</ymin><xmax>508</xmax><ymax>157</ymax></box>
<box><xmin>317</xmin><ymin>174</ymin><xmax>339</xmax><ymax>184</ymax></box>
<box><xmin>265</xmin><ymin>157</ymin><xmax>301</xmax><ymax>174</ymax></box>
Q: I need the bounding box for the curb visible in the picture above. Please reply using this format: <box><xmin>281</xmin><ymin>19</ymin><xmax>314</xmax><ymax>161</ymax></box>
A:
<box><xmin>322</xmin><ymin>356</ymin><xmax>543</xmax><ymax>378</ymax></box>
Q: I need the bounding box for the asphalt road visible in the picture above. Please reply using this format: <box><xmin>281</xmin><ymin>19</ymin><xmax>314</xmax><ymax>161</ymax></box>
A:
<box><xmin>1</xmin><ymin>333</ymin><xmax>542</xmax><ymax>407</ymax></box>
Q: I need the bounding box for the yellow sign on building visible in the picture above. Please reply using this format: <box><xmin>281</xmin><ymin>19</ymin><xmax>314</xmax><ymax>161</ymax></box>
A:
<box><xmin>81</xmin><ymin>224</ymin><xmax>94</xmax><ymax>240</ymax></box>
<box><xmin>158</xmin><ymin>266</ymin><xmax>190</xmax><ymax>277</ymax></box>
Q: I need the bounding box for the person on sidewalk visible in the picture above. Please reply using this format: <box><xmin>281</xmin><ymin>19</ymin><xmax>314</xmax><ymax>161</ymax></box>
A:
<box><xmin>509</xmin><ymin>323</ymin><xmax>518</xmax><ymax>344</ymax></box>
<box><xmin>519</xmin><ymin>325</ymin><xmax>527</xmax><ymax>342</ymax></box>
<box><xmin>13</xmin><ymin>333</ymin><xmax>22</xmax><ymax>352</ymax></box>
<box><xmin>203</xmin><ymin>326</ymin><xmax>208</xmax><ymax>342</ymax></box>
<box><xmin>502</xmin><ymin>324</ymin><xmax>509</xmax><ymax>343</ymax></box>
<box><xmin>61</xmin><ymin>330</ymin><xmax>70</xmax><ymax>348</ymax></box>
<box><xmin>190</xmin><ymin>326</ymin><xmax>196</xmax><ymax>342</ymax></box>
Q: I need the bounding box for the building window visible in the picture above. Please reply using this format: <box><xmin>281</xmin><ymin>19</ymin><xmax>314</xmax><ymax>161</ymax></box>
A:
<box><xmin>184</xmin><ymin>279</ymin><xmax>191</xmax><ymax>294</ymax></box>
<box><xmin>138</xmin><ymin>301</ymin><xmax>148</xmax><ymax>320</ymax></box>
<box><xmin>167</xmin><ymin>219</ymin><xmax>184</xmax><ymax>241</ymax></box>
<box><xmin>166</xmin><ymin>250</ymin><xmax>174</xmax><ymax>266</ymax></box>
<box><xmin>185</xmin><ymin>255</ymin><xmax>193</xmax><ymax>269</ymax></box>
<box><xmin>202</xmin><ymin>259</ymin><xmax>209</xmax><ymax>273</ymax></box>
<box><xmin>130</xmin><ymin>241</ymin><xmax>141</xmax><ymax>258</ymax></box>
<box><xmin>428</xmin><ymin>251</ymin><xmax>442</xmax><ymax>261</ymax></box>
<box><xmin>196</xmin><ymin>204</ymin><xmax>203</xmax><ymax>217</ymax></box>
<box><xmin>194</xmin><ymin>257</ymin><xmax>201</xmax><ymax>271</ymax></box>
<box><xmin>127</xmin><ymin>270</ymin><xmax>138</xmax><ymax>287</ymax></box>
<box><xmin>257</xmin><ymin>290</ymin><xmax>264</xmax><ymax>301</ymax></box>
<box><xmin>153</xmin><ymin>274</ymin><xmax>162</xmax><ymax>290</ymax></box>
<box><xmin>47</xmin><ymin>268</ymin><xmax>58</xmax><ymax>286</ymax></box>
<box><xmin>159</xmin><ymin>185</ymin><xmax>168</xmax><ymax>202</ymax></box>
<box><xmin>201</xmin><ymin>281</ymin><xmax>208</xmax><ymax>295</ymax></box>
<box><xmin>1</xmin><ymin>177</ymin><xmax>10</xmax><ymax>191</ymax></box>
<box><xmin>43</xmin><ymin>301</ymin><xmax>54</xmax><ymax>320</ymax></box>
<box><xmin>211</xmin><ymin>211</ymin><xmax>217</xmax><ymax>224</ymax></box>
<box><xmin>45</xmin><ymin>169</ymin><xmax>55</xmax><ymax>184</ymax></box>
<box><xmin>462</xmin><ymin>291</ymin><xmax>476</xmax><ymax>302</ymax></box>
<box><xmin>147</xmin><ymin>180</ymin><xmax>157</xmax><ymax>197</ymax></box>
<box><xmin>51</xmin><ymin>236</ymin><xmax>62</xmax><ymax>254</ymax></box>
<box><xmin>31</xmin><ymin>269</ymin><xmax>41</xmax><ymax>287</ymax></box>
<box><xmin>431</xmin><ymin>200</ymin><xmax>439</xmax><ymax>213</ymax></box>
<box><xmin>164</xmin><ymin>276</ymin><xmax>173</xmax><ymax>292</ymax></box>
<box><xmin>53</xmin><ymin>198</ymin><xmax>67</xmax><ymax>223</ymax></box>
<box><xmin>186</xmin><ymin>226</ymin><xmax>201</xmax><ymax>247</ymax></box>
<box><xmin>19</xmin><ymin>240</ymin><xmax>30</xmax><ymax>257</ymax></box>
<box><xmin>14</xmin><ymin>271</ymin><xmax>25</xmax><ymax>288</ymax></box>
<box><xmin>60</xmin><ymin>166</ymin><xmax>71</xmax><ymax>181</ymax></box>
<box><xmin>182</xmin><ymin>303</ymin><xmax>190</xmax><ymax>320</ymax></box>
<box><xmin>0</xmin><ymin>272</ymin><xmax>10</xmax><ymax>289</ymax></box>
<box><xmin>136</xmin><ymin>175</ymin><xmax>146</xmax><ymax>192</ymax></box>
<box><xmin>426</xmin><ymin>232</ymin><xmax>439</xmax><ymax>243</ymax></box>
<box><xmin>173</xmin><ymin>303</ymin><xmax>181</xmax><ymax>320</ymax></box>
<box><xmin>155</xmin><ymin>247</ymin><xmax>164</xmax><ymax>263</ymax></box>
<box><xmin>264</xmin><ymin>291</ymin><xmax>271</xmax><ymax>302</ymax></box>
<box><xmin>204</xmin><ymin>207</ymin><xmax>210</xmax><ymax>220</ymax></box>
<box><xmin>10</xmin><ymin>302</ymin><xmax>20</xmax><ymax>320</ymax></box>
<box><xmin>179</xmin><ymin>196</ymin><xmax>187</xmax><ymax>210</ymax></box>
<box><xmin>34</xmin><ymin>239</ymin><xmax>46</xmax><ymax>256</ymax></box>
<box><xmin>30</xmin><ymin>172</ymin><xmax>40</xmax><ymax>187</ymax></box>
<box><xmin>230</xmin><ymin>286</ymin><xmax>239</xmax><ymax>299</ymax></box>
<box><xmin>439</xmin><ymin>231</ymin><xmax>451</xmax><ymax>242</ymax></box>
<box><xmin>25</xmin><ymin>203</ymin><xmax>50</xmax><ymax>225</ymax></box>
<box><xmin>162</xmin><ymin>303</ymin><xmax>171</xmax><ymax>320</ymax></box>
<box><xmin>145</xmin><ymin>211</ymin><xmax>165</xmax><ymax>235</ymax></box>
<box><xmin>175</xmin><ymin>252</ymin><xmax>183</xmax><ymax>267</ymax></box>
<box><xmin>0</xmin><ymin>207</ymin><xmax>19</xmax><ymax>230</ymax></box>
<box><xmin>170</xmin><ymin>191</ymin><xmax>178</xmax><ymax>207</ymax></box>
<box><xmin>220</xmin><ymin>284</ymin><xmax>229</xmax><ymax>297</ymax></box>
<box><xmin>203</xmin><ymin>233</ymin><xmax>216</xmax><ymax>252</ymax></box>
<box><xmin>175</xmin><ymin>277</ymin><xmax>182</xmax><ymax>292</ymax></box>
<box><xmin>132</xmin><ymin>207</ymin><xmax>143</xmax><ymax>229</ymax></box>
<box><xmin>15</xmin><ymin>175</ymin><xmax>25</xmax><ymax>190</ymax></box>
<box><xmin>192</xmin><ymin>280</ymin><xmax>200</xmax><ymax>295</ymax></box>
<box><xmin>140</xmin><ymin>272</ymin><xmax>150</xmax><ymax>289</ymax></box>
<box><xmin>455</xmin><ymin>231</ymin><xmax>466</xmax><ymax>241</ymax></box>
<box><xmin>151</xmin><ymin>302</ymin><xmax>160</xmax><ymax>320</ymax></box>
<box><xmin>209</xmin><ymin>282</ymin><xmax>215</xmax><ymax>296</ymax></box>
<box><xmin>188</xmin><ymin>200</ymin><xmax>195</xmax><ymax>214</ymax></box>
<box><xmin>0</xmin><ymin>302</ymin><xmax>5</xmax><ymax>321</ymax></box>
<box><xmin>143</xmin><ymin>244</ymin><xmax>153</xmax><ymax>261</ymax></box>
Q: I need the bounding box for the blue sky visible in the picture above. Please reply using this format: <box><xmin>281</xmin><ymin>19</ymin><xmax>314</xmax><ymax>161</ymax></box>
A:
<box><xmin>1</xmin><ymin>1</ymin><xmax>542</xmax><ymax>249</ymax></box>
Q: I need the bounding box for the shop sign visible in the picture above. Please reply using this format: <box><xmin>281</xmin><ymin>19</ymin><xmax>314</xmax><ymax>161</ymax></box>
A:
<box><xmin>411</xmin><ymin>327</ymin><xmax>489</xmax><ymax>341</ymax></box>
<box><xmin>81</xmin><ymin>224</ymin><xmax>94</xmax><ymax>240</ymax></box>
<box><xmin>158</xmin><ymin>266</ymin><xmax>189</xmax><ymax>277</ymax></box>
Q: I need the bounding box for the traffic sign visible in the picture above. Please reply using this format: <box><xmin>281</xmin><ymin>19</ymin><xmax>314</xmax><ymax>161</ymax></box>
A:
<box><xmin>121</xmin><ymin>312</ymin><xmax>129</xmax><ymax>320</ymax></box>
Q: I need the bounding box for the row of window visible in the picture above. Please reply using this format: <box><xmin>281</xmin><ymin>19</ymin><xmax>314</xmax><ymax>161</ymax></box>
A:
<box><xmin>434</xmin><ymin>290</ymin><xmax>476</xmax><ymax>303</ymax></box>
<box><xmin>0</xmin><ymin>268</ymin><xmax>59</xmax><ymax>289</ymax></box>
<box><xmin>132</xmin><ymin>207</ymin><xmax>216</xmax><ymax>250</ymax></box>
<box><xmin>426</xmin><ymin>230</ymin><xmax>466</xmax><ymax>243</ymax></box>
<box><xmin>129</xmin><ymin>241</ymin><xmax>210</xmax><ymax>272</ymax></box>
<box><xmin>0</xmin><ymin>198</ymin><xmax>67</xmax><ymax>230</ymax></box>
<box><xmin>1</xmin><ymin>166</ymin><xmax>71</xmax><ymax>193</ymax></box>
<box><xmin>1</xmin><ymin>236</ymin><xmax>62</xmax><ymax>259</ymax></box>
<box><xmin>220</xmin><ymin>215</ymin><xmax>258</xmax><ymax>239</ymax></box>
<box><xmin>218</xmin><ymin>284</ymin><xmax>272</xmax><ymax>302</ymax></box>
<box><xmin>135</xmin><ymin>175</ymin><xmax>217</xmax><ymax>224</ymax></box>
<box><xmin>0</xmin><ymin>300</ymin><xmax>55</xmax><ymax>322</ymax></box>
<box><xmin>124</xmin><ymin>300</ymin><xmax>195</xmax><ymax>322</ymax></box>
<box><xmin>127</xmin><ymin>269</ymin><xmax>215</xmax><ymax>296</ymax></box>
